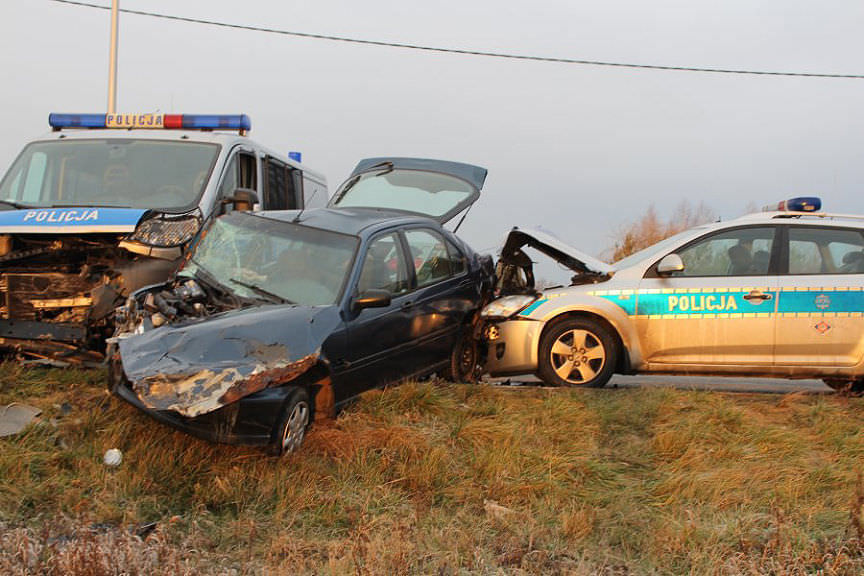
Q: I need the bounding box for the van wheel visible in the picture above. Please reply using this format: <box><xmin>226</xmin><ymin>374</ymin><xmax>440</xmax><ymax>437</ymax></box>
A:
<box><xmin>537</xmin><ymin>317</ymin><xmax>616</xmax><ymax>388</ymax></box>
<box><xmin>273</xmin><ymin>388</ymin><xmax>311</xmax><ymax>455</ymax></box>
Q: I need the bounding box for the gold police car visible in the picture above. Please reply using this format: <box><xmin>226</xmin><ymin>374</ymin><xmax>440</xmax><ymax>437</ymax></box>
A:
<box><xmin>482</xmin><ymin>198</ymin><xmax>864</xmax><ymax>392</ymax></box>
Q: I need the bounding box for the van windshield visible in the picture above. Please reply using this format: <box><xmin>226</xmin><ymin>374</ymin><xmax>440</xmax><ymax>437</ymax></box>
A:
<box><xmin>0</xmin><ymin>139</ymin><xmax>220</xmax><ymax>211</ymax></box>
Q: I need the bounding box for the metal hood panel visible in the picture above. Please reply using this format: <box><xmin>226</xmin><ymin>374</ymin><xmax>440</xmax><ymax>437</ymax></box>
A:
<box><xmin>117</xmin><ymin>305</ymin><xmax>343</xmax><ymax>418</ymax></box>
<box><xmin>502</xmin><ymin>227</ymin><xmax>614</xmax><ymax>276</ymax></box>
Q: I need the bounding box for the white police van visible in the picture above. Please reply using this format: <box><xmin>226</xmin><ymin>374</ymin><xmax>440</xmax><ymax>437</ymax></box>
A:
<box><xmin>0</xmin><ymin>113</ymin><xmax>327</xmax><ymax>361</ymax></box>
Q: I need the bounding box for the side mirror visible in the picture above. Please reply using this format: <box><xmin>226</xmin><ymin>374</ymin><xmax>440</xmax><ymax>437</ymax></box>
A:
<box><xmin>222</xmin><ymin>187</ymin><xmax>259</xmax><ymax>212</ymax></box>
<box><xmin>352</xmin><ymin>289</ymin><xmax>391</xmax><ymax>312</ymax></box>
<box><xmin>656</xmin><ymin>253</ymin><xmax>685</xmax><ymax>276</ymax></box>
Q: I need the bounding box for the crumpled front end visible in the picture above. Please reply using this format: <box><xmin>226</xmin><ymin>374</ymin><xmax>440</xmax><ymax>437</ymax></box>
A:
<box><xmin>113</xmin><ymin>290</ymin><xmax>343</xmax><ymax>435</ymax></box>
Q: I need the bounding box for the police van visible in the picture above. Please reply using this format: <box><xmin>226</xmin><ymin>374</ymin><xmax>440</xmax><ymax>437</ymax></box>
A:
<box><xmin>0</xmin><ymin>113</ymin><xmax>327</xmax><ymax>361</ymax></box>
<box><xmin>482</xmin><ymin>197</ymin><xmax>864</xmax><ymax>393</ymax></box>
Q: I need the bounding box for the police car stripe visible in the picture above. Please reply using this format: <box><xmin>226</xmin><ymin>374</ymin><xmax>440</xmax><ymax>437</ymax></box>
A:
<box><xmin>580</xmin><ymin>288</ymin><xmax>864</xmax><ymax>320</ymax></box>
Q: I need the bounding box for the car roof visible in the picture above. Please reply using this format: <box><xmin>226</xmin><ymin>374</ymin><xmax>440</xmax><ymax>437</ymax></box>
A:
<box><xmin>250</xmin><ymin>207</ymin><xmax>440</xmax><ymax>237</ymax></box>
<box><xmin>731</xmin><ymin>211</ymin><xmax>864</xmax><ymax>228</ymax></box>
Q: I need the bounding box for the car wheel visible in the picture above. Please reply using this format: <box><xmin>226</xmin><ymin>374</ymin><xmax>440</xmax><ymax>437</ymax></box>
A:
<box><xmin>823</xmin><ymin>378</ymin><xmax>864</xmax><ymax>394</ymax></box>
<box><xmin>445</xmin><ymin>329</ymin><xmax>479</xmax><ymax>383</ymax></box>
<box><xmin>537</xmin><ymin>317</ymin><xmax>617</xmax><ymax>388</ymax></box>
<box><xmin>274</xmin><ymin>388</ymin><xmax>311</xmax><ymax>455</ymax></box>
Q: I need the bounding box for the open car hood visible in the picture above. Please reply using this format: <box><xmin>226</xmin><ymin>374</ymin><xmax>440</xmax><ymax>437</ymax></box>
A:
<box><xmin>328</xmin><ymin>157</ymin><xmax>488</xmax><ymax>224</ymax></box>
<box><xmin>501</xmin><ymin>227</ymin><xmax>613</xmax><ymax>276</ymax></box>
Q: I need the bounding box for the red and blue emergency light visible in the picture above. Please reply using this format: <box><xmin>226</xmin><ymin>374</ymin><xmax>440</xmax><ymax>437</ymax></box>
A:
<box><xmin>763</xmin><ymin>197</ymin><xmax>822</xmax><ymax>213</ymax></box>
<box><xmin>48</xmin><ymin>113</ymin><xmax>252</xmax><ymax>132</ymax></box>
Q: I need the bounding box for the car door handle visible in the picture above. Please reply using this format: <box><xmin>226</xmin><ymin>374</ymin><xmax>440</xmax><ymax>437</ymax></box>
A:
<box><xmin>743</xmin><ymin>290</ymin><xmax>773</xmax><ymax>301</ymax></box>
<box><xmin>401</xmin><ymin>300</ymin><xmax>414</xmax><ymax>310</ymax></box>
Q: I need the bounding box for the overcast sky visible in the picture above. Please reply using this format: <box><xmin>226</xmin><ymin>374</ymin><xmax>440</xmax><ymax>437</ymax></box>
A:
<box><xmin>2</xmin><ymin>0</ymin><xmax>864</xmax><ymax>261</ymax></box>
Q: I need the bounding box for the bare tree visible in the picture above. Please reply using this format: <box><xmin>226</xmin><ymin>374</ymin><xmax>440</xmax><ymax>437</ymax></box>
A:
<box><xmin>609</xmin><ymin>200</ymin><xmax>715</xmax><ymax>261</ymax></box>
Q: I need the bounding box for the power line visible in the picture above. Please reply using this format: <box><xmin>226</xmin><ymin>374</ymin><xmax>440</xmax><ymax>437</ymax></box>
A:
<box><xmin>49</xmin><ymin>0</ymin><xmax>864</xmax><ymax>80</ymax></box>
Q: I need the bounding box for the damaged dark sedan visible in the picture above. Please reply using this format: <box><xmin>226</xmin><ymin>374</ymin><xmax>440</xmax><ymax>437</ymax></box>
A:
<box><xmin>109</xmin><ymin>158</ymin><xmax>494</xmax><ymax>454</ymax></box>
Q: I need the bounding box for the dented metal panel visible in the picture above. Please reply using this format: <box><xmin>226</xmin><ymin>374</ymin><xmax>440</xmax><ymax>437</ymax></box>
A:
<box><xmin>118</xmin><ymin>305</ymin><xmax>343</xmax><ymax>418</ymax></box>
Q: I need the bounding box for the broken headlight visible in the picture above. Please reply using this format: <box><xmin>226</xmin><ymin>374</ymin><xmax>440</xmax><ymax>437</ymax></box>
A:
<box><xmin>481</xmin><ymin>295</ymin><xmax>537</xmax><ymax>319</ymax></box>
<box><xmin>129</xmin><ymin>215</ymin><xmax>201</xmax><ymax>247</ymax></box>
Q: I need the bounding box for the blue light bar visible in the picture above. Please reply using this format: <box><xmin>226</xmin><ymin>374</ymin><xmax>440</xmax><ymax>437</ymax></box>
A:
<box><xmin>176</xmin><ymin>114</ymin><xmax>251</xmax><ymax>131</ymax></box>
<box><xmin>763</xmin><ymin>196</ymin><xmax>822</xmax><ymax>212</ymax></box>
<box><xmin>288</xmin><ymin>151</ymin><xmax>302</xmax><ymax>163</ymax></box>
<box><xmin>48</xmin><ymin>113</ymin><xmax>252</xmax><ymax>132</ymax></box>
<box><xmin>48</xmin><ymin>113</ymin><xmax>107</xmax><ymax>129</ymax></box>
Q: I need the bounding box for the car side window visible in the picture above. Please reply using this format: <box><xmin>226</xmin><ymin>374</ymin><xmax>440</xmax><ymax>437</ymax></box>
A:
<box><xmin>357</xmin><ymin>234</ymin><xmax>409</xmax><ymax>295</ymax></box>
<box><xmin>789</xmin><ymin>227</ymin><xmax>864</xmax><ymax>275</ymax></box>
<box><xmin>674</xmin><ymin>227</ymin><xmax>775</xmax><ymax>277</ymax></box>
<box><xmin>404</xmin><ymin>229</ymin><xmax>454</xmax><ymax>287</ymax></box>
<box><xmin>446</xmin><ymin>238</ymin><xmax>467</xmax><ymax>276</ymax></box>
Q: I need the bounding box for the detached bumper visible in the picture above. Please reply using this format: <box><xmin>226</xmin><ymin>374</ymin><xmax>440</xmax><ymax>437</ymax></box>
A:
<box><xmin>113</xmin><ymin>375</ymin><xmax>294</xmax><ymax>446</ymax></box>
<box><xmin>484</xmin><ymin>318</ymin><xmax>542</xmax><ymax>376</ymax></box>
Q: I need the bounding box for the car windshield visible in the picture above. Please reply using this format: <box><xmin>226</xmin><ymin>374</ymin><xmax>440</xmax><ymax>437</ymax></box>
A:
<box><xmin>331</xmin><ymin>168</ymin><xmax>476</xmax><ymax>219</ymax></box>
<box><xmin>612</xmin><ymin>228</ymin><xmax>704</xmax><ymax>270</ymax></box>
<box><xmin>183</xmin><ymin>213</ymin><xmax>358</xmax><ymax>306</ymax></box>
<box><xmin>0</xmin><ymin>139</ymin><xmax>219</xmax><ymax>210</ymax></box>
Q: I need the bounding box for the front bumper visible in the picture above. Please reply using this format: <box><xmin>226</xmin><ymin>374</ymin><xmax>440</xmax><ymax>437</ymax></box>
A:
<box><xmin>484</xmin><ymin>318</ymin><xmax>542</xmax><ymax>376</ymax></box>
<box><xmin>113</xmin><ymin>373</ymin><xmax>295</xmax><ymax>446</ymax></box>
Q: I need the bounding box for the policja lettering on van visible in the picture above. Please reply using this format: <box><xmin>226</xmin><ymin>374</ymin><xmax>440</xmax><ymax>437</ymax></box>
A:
<box><xmin>668</xmin><ymin>294</ymin><xmax>738</xmax><ymax>312</ymax></box>
<box><xmin>22</xmin><ymin>209</ymin><xmax>100</xmax><ymax>223</ymax></box>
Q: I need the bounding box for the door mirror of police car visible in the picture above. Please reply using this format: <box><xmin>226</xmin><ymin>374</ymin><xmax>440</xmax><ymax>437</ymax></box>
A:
<box><xmin>222</xmin><ymin>187</ymin><xmax>259</xmax><ymax>212</ymax></box>
<box><xmin>657</xmin><ymin>253</ymin><xmax>685</xmax><ymax>276</ymax></box>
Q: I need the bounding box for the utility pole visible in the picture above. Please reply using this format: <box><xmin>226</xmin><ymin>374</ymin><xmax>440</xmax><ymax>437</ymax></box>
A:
<box><xmin>107</xmin><ymin>0</ymin><xmax>119</xmax><ymax>113</ymax></box>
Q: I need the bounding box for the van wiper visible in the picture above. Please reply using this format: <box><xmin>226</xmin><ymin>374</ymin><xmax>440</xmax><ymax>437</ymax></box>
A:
<box><xmin>229</xmin><ymin>277</ymin><xmax>293</xmax><ymax>305</ymax></box>
<box><xmin>49</xmin><ymin>203</ymin><xmax>133</xmax><ymax>208</ymax></box>
<box><xmin>0</xmin><ymin>199</ymin><xmax>29</xmax><ymax>209</ymax></box>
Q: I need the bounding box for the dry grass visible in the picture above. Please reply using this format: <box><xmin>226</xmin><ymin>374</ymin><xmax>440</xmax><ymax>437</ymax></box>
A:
<box><xmin>1</xmin><ymin>363</ymin><xmax>863</xmax><ymax>574</ymax></box>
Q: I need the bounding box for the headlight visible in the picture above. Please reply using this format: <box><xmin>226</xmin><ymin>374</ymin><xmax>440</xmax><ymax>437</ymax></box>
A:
<box><xmin>128</xmin><ymin>215</ymin><xmax>201</xmax><ymax>247</ymax></box>
<box><xmin>481</xmin><ymin>295</ymin><xmax>537</xmax><ymax>319</ymax></box>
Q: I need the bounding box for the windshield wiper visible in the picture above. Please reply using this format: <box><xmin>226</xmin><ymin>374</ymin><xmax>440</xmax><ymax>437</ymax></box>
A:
<box><xmin>189</xmin><ymin>259</ymin><xmax>232</xmax><ymax>295</ymax></box>
<box><xmin>229</xmin><ymin>277</ymin><xmax>293</xmax><ymax>305</ymax></box>
<box><xmin>49</xmin><ymin>203</ymin><xmax>133</xmax><ymax>208</ymax></box>
<box><xmin>0</xmin><ymin>199</ymin><xmax>29</xmax><ymax>209</ymax></box>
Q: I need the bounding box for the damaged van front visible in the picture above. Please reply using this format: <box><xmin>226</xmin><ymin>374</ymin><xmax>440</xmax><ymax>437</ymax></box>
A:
<box><xmin>0</xmin><ymin>113</ymin><xmax>326</xmax><ymax>361</ymax></box>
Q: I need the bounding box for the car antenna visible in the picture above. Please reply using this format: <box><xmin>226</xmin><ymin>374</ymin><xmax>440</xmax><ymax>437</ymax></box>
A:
<box><xmin>292</xmin><ymin>188</ymin><xmax>319</xmax><ymax>223</ymax></box>
<box><xmin>452</xmin><ymin>204</ymin><xmax>473</xmax><ymax>234</ymax></box>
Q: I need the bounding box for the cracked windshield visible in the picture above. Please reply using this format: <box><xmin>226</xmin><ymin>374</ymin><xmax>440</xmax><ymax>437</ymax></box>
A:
<box><xmin>0</xmin><ymin>139</ymin><xmax>219</xmax><ymax>210</ymax></box>
<box><xmin>184</xmin><ymin>213</ymin><xmax>357</xmax><ymax>306</ymax></box>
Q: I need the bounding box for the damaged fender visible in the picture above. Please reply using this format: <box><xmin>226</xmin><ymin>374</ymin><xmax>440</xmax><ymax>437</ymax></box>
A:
<box><xmin>117</xmin><ymin>305</ymin><xmax>343</xmax><ymax>418</ymax></box>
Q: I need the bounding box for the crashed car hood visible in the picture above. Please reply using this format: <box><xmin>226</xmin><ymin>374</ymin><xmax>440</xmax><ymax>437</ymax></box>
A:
<box><xmin>502</xmin><ymin>227</ymin><xmax>614</xmax><ymax>276</ymax></box>
<box><xmin>0</xmin><ymin>207</ymin><xmax>148</xmax><ymax>234</ymax></box>
<box><xmin>118</xmin><ymin>304</ymin><xmax>342</xmax><ymax>418</ymax></box>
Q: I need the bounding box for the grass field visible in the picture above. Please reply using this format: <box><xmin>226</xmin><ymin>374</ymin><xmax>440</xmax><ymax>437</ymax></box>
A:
<box><xmin>1</xmin><ymin>363</ymin><xmax>863</xmax><ymax>574</ymax></box>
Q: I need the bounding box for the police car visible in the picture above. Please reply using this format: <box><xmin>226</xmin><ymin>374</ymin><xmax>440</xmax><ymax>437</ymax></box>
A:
<box><xmin>482</xmin><ymin>198</ymin><xmax>864</xmax><ymax>392</ymax></box>
<box><xmin>0</xmin><ymin>113</ymin><xmax>326</xmax><ymax>360</ymax></box>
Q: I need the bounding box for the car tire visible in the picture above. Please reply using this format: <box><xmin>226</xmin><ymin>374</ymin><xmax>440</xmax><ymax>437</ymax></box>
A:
<box><xmin>823</xmin><ymin>378</ymin><xmax>864</xmax><ymax>394</ymax></box>
<box><xmin>537</xmin><ymin>316</ymin><xmax>617</xmax><ymax>388</ymax></box>
<box><xmin>273</xmin><ymin>387</ymin><xmax>311</xmax><ymax>456</ymax></box>
<box><xmin>445</xmin><ymin>328</ymin><xmax>479</xmax><ymax>383</ymax></box>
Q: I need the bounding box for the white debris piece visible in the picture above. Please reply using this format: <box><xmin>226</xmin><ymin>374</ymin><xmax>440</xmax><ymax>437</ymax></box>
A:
<box><xmin>0</xmin><ymin>404</ymin><xmax>42</xmax><ymax>437</ymax></box>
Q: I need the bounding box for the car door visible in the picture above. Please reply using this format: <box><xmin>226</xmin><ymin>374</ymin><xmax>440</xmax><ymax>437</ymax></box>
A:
<box><xmin>774</xmin><ymin>225</ymin><xmax>864</xmax><ymax>367</ymax></box>
<box><xmin>635</xmin><ymin>225</ymin><xmax>779</xmax><ymax>368</ymax></box>
<box><xmin>401</xmin><ymin>228</ymin><xmax>475</xmax><ymax>371</ymax></box>
<box><xmin>339</xmin><ymin>231</ymin><xmax>414</xmax><ymax>401</ymax></box>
